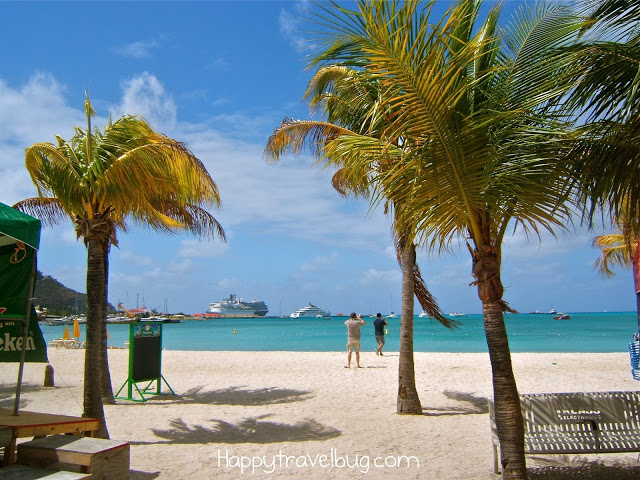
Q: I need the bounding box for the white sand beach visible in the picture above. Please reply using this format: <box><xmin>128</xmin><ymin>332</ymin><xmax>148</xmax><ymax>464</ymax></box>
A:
<box><xmin>2</xmin><ymin>350</ymin><xmax>640</xmax><ymax>479</ymax></box>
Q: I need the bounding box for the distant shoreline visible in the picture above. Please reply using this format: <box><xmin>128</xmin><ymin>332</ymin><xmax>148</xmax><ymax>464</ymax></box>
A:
<box><xmin>38</xmin><ymin>311</ymin><xmax>639</xmax><ymax>354</ymax></box>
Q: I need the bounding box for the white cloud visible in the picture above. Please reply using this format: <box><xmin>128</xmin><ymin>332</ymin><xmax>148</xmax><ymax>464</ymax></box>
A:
<box><xmin>0</xmin><ymin>74</ymin><xmax>86</xmax><ymax>204</ymax></box>
<box><xmin>176</xmin><ymin>125</ymin><xmax>390</xmax><ymax>253</ymax></box>
<box><xmin>429</xmin><ymin>261</ymin><xmax>472</xmax><ymax>288</ymax></box>
<box><xmin>358</xmin><ymin>268</ymin><xmax>402</xmax><ymax>285</ymax></box>
<box><xmin>178</xmin><ymin>238</ymin><xmax>229</xmax><ymax>258</ymax></box>
<box><xmin>118</xmin><ymin>250</ymin><xmax>155</xmax><ymax>268</ymax></box>
<box><xmin>300</xmin><ymin>252</ymin><xmax>339</xmax><ymax>271</ymax></box>
<box><xmin>115</xmin><ymin>40</ymin><xmax>159</xmax><ymax>59</ymax></box>
<box><xmin>383</xmin><ymin>245</ymin><xmax>397</xmax><ymax>261</ymax></box>
<box><xmin>0</xmin><ymin>72</ymin><xmax>388</xmax><ymax>258</ymax></box>
<box><xmin>279</xmin><ymin>1</ymin><xmax>312</xmax><ymax>52</ymax></box>
<box><xmin>211</xmin><ymin>97</ymin><xmax>230</xmax><ymax>107</ymax></box>
<box><xmin>204</xmin><ymin>57</ymin><xmax>230</xmax><ymax>70</ymax></box>
<box><xmin>216</xmin><ymin>277</ymin><xmax>235</xmax><ymax>290</ymax></box>
<box><xmin>206</xmin><ymin>111</ymin><xmax>277</xmax><ymax>139</ymax></box>
<box><xmin>110</xmin><ymin>72</ymin><xmax>177</xmax><ymax>130</ymax></box>
<box><xmin>57</xmin><ymin>227</ymin><xmax>80</xmax><ymax>246</ymax></box>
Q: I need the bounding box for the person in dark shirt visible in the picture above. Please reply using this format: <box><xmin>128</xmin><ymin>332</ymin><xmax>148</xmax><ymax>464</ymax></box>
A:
<box><xmin>373</xmin><ymin>313</ymin><xmax>387</xmax><ymax>356</ymax></box>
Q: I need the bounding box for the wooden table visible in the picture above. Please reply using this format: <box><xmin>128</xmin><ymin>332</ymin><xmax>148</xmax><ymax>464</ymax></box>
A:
<box><xmin>0</xmin><ymin>408</ymin><xmax>99</xmax><ymax>466</ymax></box>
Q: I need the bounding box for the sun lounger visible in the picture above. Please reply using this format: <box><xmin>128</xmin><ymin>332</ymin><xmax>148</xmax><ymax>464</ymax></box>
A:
<box><xmin>48</xmin><ymin>339</ymin><xmax>66</xmax><ymax>349</ymax></box>
<box><xmin>629</xmin><ymin>339</ymin><xmax>640</xmax><ymax>380</ymax></box>
<box><xmin>48</xmin><ymin>339</ymin><xmax>83</xmax><ymax>349</ymax></box>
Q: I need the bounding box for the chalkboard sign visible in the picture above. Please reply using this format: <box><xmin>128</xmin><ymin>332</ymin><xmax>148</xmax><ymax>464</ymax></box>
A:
<box><xmin>115</xmin><ymin>322</ymin><xmax>174</xmax><ymax>402</ymax></box>
<box><xmin>132</xmin><ymin>330</ymin><xmax>162</xmax><ymax>381</ymax></box>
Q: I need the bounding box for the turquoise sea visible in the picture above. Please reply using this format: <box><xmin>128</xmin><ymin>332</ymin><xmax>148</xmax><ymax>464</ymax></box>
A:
<box><xmin>40</xmin><ymin>311</ymin><xmax>639</xmax><ymax>353</ymax></box>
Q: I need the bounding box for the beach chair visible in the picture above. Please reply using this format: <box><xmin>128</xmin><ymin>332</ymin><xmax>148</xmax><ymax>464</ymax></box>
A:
<box><xmin>48</xmin><ymin>339</ymin><xmax>66</xmax><ymax>349</ymax></box>
<box><xmin>629</xmin><ymin>339</ymin><xmax>640</xmax><ymax>380</ymax></box>
<box><xmin>62</xmin><ymin>339</ymin><xmax>76</xmax><ymax>349</ymax></box>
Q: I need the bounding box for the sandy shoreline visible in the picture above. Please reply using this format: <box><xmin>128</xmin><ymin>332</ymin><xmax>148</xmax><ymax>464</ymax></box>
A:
<box><xmin>2</xmin><ymin>350</ymin><xmax>640</xmax><ymax>479</ymax></box>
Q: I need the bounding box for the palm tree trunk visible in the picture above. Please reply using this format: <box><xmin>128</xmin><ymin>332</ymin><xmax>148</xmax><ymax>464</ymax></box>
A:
<box><xmin>84</xmin><ymin>237</ymin><xmax>109</xmax><ymax>438</ymax></box>
<box><xmin>397</xmin><ymin>241</ymin><xmax>422</xmax><ymax>414</ymax></box>
<box><xmin>101</xmin><ymin>241</ymin><xmax>115</xmax><ymax>404</ymax></box>
<box><xmin>483</xmin><ymin>301</ymin><xmax>526</xmax><ymax>479</ymax></box>
<box><xmin>474</xmin><ymin>247</ymin><xmax>526</xmax><ymax>479</ymax></box>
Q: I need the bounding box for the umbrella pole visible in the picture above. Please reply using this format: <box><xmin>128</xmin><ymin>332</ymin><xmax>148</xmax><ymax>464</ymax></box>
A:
<box><xmin>13</xmin><ymin>255</ymin><xmax>36</xmax><ymax>416</ymax></box>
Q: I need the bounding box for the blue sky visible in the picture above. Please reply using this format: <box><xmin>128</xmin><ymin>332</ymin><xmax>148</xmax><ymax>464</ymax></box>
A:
<box><xmin>0</xmin><ymin>1</ymin><xmax>634</xmax><ymax>316</ymax></box>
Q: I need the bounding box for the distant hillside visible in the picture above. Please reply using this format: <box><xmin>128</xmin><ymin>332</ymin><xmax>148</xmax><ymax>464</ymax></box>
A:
<box><xmin>33</xmin><ymin>271</ymin><xmax>115</xmax><ymax>315</ymax></box>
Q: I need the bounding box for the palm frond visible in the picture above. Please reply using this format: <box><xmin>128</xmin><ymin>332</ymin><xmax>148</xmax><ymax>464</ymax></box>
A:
<box><xmin>12</xmin><ymin>197</ymin><xmax>70</xmax><ymax>227</ymax></box>
<box><xmin>593</xmin><ymin>233</ymin><xmax>634</xmax><ymax>276</ymax></box>
<box><xmin>413</xmin><ymin>260</ymin><xmax>458</xmax><ymax>329</ymax></box>
<box><xmin>264</xmin><ymin>119</ymin><xmax>355</xmax><ymax>162</ymax></box>
<box><xmin>21</xmin><ymin>101</ymin><xmax>225</xmax><ymax>245</ymax></box>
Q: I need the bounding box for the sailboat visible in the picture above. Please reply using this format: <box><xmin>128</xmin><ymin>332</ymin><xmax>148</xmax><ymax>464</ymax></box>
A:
<box><xmin>388</xmin><ymin>294</ymin><xmax>398</xmax><ymax>317</ymax></box>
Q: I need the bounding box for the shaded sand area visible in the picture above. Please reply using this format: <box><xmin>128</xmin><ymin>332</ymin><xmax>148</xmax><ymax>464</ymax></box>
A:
<box><xmin>2</xmin><ymin>350</ymin><xmax>640</xmax><ymax>479</ymax></box>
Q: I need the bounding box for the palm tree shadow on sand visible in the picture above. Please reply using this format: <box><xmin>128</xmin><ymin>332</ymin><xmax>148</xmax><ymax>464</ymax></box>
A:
<box><xmin>129</xmin><ymin>415</ymin><xmax>341</xmax><ymax>445</ymax></box>
<box><xmin>139</xmin><ymin>386</ymin><xmax>313</xmax><ymax>406</ymax></box>
<box><xmin>422</xmin><ymin>390</ymin><xmax>489</xmax><ymax>416</ymax></box>
<box><xmin>0</xmin><ymin>382</ymin><xmax>43</xmax><ymax>409</ymax></box>
<box><xmin>129</xmin><ymin>471</ymin><xmax>161</xmax><ymax>480</ymax></box>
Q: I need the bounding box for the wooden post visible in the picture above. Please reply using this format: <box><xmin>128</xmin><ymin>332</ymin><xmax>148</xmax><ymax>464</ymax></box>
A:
<box><xmin>44</xmin><ymin>364</ymin><xmax>55</xmax><ymax>387</ymax></box>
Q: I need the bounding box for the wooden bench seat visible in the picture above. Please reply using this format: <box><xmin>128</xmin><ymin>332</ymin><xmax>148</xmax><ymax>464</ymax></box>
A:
<box><xmin>0</xmin><ymin>464</ymin><xmax>91</xmax><ymax>479</ymax></box>
<box><xmin>489</xmin><ymin>391</ymin><xmax>640</xmax><ymax>473</ymax></box>
<box><xmin>18</xmin><ymin>435</ymin><xmax>130</xmax><ymax>480</ymax></box>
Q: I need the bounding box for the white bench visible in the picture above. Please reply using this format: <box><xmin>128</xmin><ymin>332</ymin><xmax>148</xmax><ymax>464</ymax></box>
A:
<box><xmin>489</xmin><ymin>391</ymin><xmax>640</xmax><ymax>473</ymax></box>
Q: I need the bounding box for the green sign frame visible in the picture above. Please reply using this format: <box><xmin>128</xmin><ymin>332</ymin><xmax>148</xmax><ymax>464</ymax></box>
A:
<box><xmin>115</xmin><ymin>322</ymin><xmax>175</xmax><ymax>402</ymax></box>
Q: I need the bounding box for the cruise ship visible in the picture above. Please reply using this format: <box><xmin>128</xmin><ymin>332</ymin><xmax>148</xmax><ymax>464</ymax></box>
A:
<box><xmin>208</xmin><ymin>294</ymin><xmax>268</xmax><ymax>317</ymax></box>
<box><xmin>290</xmin><ymin>303</ymin><xmax>330</xmax><ymax>318</ymax></box>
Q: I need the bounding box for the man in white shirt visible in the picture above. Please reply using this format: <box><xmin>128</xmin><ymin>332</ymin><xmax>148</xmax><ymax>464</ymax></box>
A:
<box><xmin>344</xmin><ymin>312</ymin><xmax>366</xmax><ymax>368</ymax></box>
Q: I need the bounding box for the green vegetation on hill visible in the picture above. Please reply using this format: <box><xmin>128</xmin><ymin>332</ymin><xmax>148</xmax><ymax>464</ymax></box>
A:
<box><xmin>33</xmin><ymin>271</ymin><xmax>115</xmax><ymax>316</ymax></box>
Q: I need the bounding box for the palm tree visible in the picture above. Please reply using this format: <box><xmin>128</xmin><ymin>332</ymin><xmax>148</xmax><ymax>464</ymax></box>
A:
<box><xmin>265</xmin><ymin>66</ymin><xmax>456</xmax><ymax>414</ymax></box>
<box><xmin>306</xmin><ymin>1</ymin><xmax>584</xmax><ymax>477</ymax></box>
<box><xmin>565</xmin><ymin>0</ymin><xmax>640</xmax><ymax>329</ymax></box>
<box><xmin>15</xmin><ymin>98</ymin><xmax>225</xmax><ymax>437</ymax></box>
<box><xmin>592</xmin><ymin>203</ymin><xmax>640</xmax><ymax>330</ymax></box>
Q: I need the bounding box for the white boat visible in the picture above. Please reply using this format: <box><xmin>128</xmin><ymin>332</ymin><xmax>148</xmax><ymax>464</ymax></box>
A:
<box><xmin>418</xmin><ymin>311</ymin><xmax>429</xmax><ymax>318</ymax></box>
<box><xmin>107</xmin><ymin>316</ymin><xmax>136</xmax><ymax>324</ymax></box>
<box><xmin>46</xmin><ymin>316</ymin><xmax>74</xmax><ymax>326</ymax></box>
<box><xmin>291</xmin><ymin>303</ymin><xmax>330</xmax><ymax>318</ymax></box>
<box><xmin>388</xmin><ymin>312</ymin><xmax>398</xmax><ymax>318</ymax></box>
<box><xmin>208</xmin><ymin>294</ymin><xmax>268</xmax><ymax>317</ymax></box>
<box><xmin>448</xmin><ymin>312</ymin><xmax>467</xmax><ymax>317</ymax></box>
<box><xmin>553</xmin><ymin>312</ymin><xmax>570</xmax><ymax>320</ymax></box>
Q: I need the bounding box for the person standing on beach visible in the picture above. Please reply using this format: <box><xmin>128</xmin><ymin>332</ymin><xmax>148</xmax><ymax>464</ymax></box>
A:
<box><xmin>344</xmin><ymin>312</ymin><xmax>365</xmax><ymax>368</ymax></box>
<box><xmin>373</xmin><ymin>313</ymin><xmax>387</xmax><ymax>356</ymax></box>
